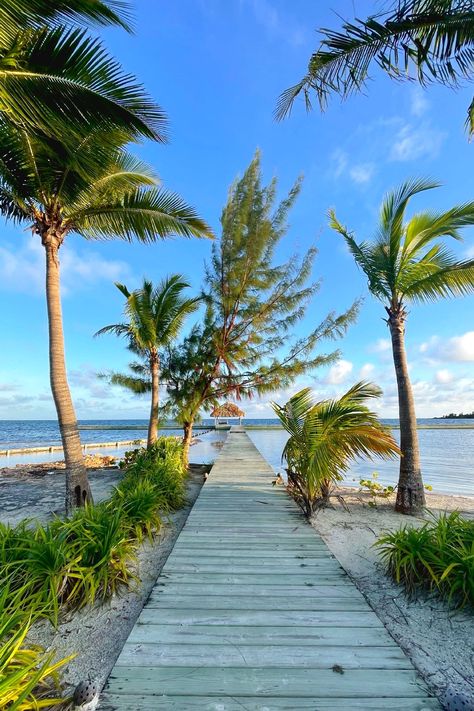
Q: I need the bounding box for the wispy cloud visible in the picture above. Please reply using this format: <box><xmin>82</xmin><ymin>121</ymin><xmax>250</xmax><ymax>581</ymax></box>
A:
<box><xmin>349</xmin><ymin>163</ymin><xmax>375</xmax><ymax>185</ymax></box>
<box><xmin>420</xmin><ymin>331</ymin><xmax>474</xmax><ymax>363</ymax></box>
<box><xmin>325</xmin><ymin>359</ymin><xmax>353</xmax><ymax>385</ymax></box>
<box><xmin>390</xmin><ymin>121</ymin><xmax>446</xmax><ymax>162</ymax></box>
<box><xmin>410</xmin><ymin>88</ymin><xmax>430</xmax><ymax>117</ymax></box>
<box><xmin>241</xmin><ymin>0</ymin><xmax>306</xmax><ymax>46</ymax></box>
<box><xmin>0</xmin><ymin>238</ymin><xmax>130</xmax><ymax>296</ymax></box>
<box><xmin>330</xmin><ymin>149</ymin><xmax>375</xmax><ymax>185</ymax></box>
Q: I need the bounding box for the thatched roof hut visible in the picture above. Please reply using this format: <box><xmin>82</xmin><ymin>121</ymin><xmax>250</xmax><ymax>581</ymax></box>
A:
<box><xmin>210</xmin><ymin>402</ymin><xmax>245</xmax><ymax>426</ymax></box>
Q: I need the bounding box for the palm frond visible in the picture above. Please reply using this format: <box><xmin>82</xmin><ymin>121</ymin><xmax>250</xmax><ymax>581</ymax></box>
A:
<box><xmin>276</xmin><ymin>1</ymin><xmax>474</xmax><ymax>133</ymax></box>
<box><xmin>71</xmin><ymin>187</ymin><xmax>213</xmax><ymax>242</ymax></box>
<box><xmin>0</xmin><ymin>27</ymin><xmax>167</xmax><ymax>142</ymax></box>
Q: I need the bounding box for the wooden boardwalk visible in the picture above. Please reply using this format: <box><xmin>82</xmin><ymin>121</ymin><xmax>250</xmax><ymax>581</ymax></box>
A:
<box><xmin>101</xmin><ymin>428</ymin><xmax>439</xmax><ymax>710</ymax></box>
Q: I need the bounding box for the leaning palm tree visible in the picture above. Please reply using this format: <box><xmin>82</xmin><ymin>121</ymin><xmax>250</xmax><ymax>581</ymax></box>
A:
<box><xmin>272</xmin><ymin>382</ymin><xmax>399</xmax><ymax>517</ymax></box>
<box><xmin>96</xmin><ymin>276</ymin><xmax>200</xmax><ymax>448</ymax></box>
<box><xmin>0</xmin><ymin>0</ymin><xmax>166</xmax><ymax>144</ymax></box>
<box><xmin>330</xmin><ymin>179</ymin><xmax>474</xmax><ymax>514</ymax></box>
<box><xmin>276</xmin><ymin>0</ymin><xmax>474</xmax><ymax>134</ymax></box>
<box><xmin>0</xmin><ymin>124</ymin><xmax>211</xmax><ymax>512</ymax></box>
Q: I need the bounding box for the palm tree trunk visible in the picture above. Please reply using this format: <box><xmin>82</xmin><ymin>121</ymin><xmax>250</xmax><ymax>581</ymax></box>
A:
<box><xmin>387</xmin><ymin>307</ymin><xmax>425</xmax><ymax>515</ymax></box>
<box><xmin>182</xmin><ymin>419</ymin><xmax>194</xmax><ymax>469</ymax></box>
<box><xmin>147</xmin><ymin>351</ymin><xmax>159</xmax><ymax>448</ymax></box>
<box><xmin>44</xmin><ymin>234</ymin><xmax>92</xmax><ymax>514</ymax></box>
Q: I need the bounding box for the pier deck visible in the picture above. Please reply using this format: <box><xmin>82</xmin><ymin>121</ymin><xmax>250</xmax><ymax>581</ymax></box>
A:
<box><xmin>101</xmin><ymin>427</ymin><xmax>439</xmax><ymax>710</ymax></box>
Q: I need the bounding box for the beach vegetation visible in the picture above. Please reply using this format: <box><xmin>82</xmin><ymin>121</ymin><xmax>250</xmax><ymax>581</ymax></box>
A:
<box><xmin>276</xmin><ymin>0</ymin><xmax>474</xmax><ymax>135</ymax></box>
<box><xmin>0</xmin><ymin>437</ymin><xmax>184</xmax><ymax>624</ymax></box>
<box><xmin>376</xmin><ymin>511</ymin><xmax>474</xmax><ymax>608</ymax></box>
<box><xmin>97</xmin><ymin>275</ymin><xmax>199</xmax><ymax>448</ymax></box>
<box><xmin>0</xmin><ymin>587</ymin><xmax>71</xmax><ymax>709</ymax></box>
<box><xmin>0</xmin><ymin>125</ymin><xmax>211</xmax><ymax>513</ymax></box>
<box><xmin>272</xmin><ymin>381</ymin><xmax>400</xmax><ymax>517</ymax></box>
<box><xmin>329</xmin><ymin>180</ymin><xmax>474</xmax><ymax>514</ymax></box>
<box><xmin>160</xmin><ymin>151</ymin><xmax>359</xmax><ymax>466</ymax></box>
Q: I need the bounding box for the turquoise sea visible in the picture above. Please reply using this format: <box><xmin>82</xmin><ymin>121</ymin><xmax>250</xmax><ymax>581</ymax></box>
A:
<box><xmin>0</xmin><ymin>419</ymin><xmax>472</xmax><ymax>497</ymax></box>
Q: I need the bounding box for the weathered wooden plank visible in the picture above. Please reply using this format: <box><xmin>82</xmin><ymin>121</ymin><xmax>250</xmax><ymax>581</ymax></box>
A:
<box><xmin>99</xmin><ymin>429</ymin><xmax>438</xmax><ymax>709</ymax></box>
<box><xmin>153</xmin><ymin>583</ymin><xmax>362</xmax><ymax>597</ymax></box>
<box><xmin>147</xmin><ymin>594</ymin><xmax>368</xmax><ymax>611</ymax></box>
<box><xmin>101</xmin><ymin>695</ymin><xmax>440</xmax><ymax>710</ymax></box>
<box><xmin>127</xmin><ymin>624</ymin><xmax>399</xmax><ymax>647</ymax></box>
<box><xmin>137</xmin><ymin>608</ymin><xmax>383</xmax><ymax>627</ymax></box>
<box><xmin>105</xmin><ymin>667</ymin><xmax>429</xmax><ymax>698</ymax></box>
<box><xmin>159</xmin><ymin>571</ymin><xmax>350</xmax><ymax>585</ymax></box>
<box><xmin>115</xmin><ymin>643</ymin><xmax>411</xmax><ymax>669</ymax></box>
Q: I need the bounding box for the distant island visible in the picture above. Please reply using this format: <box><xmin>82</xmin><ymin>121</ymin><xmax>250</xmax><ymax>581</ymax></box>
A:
<box><xmin>435</xmin><ymin>412</ymin><xmax>474</xmax><ymax>419</ymax></box>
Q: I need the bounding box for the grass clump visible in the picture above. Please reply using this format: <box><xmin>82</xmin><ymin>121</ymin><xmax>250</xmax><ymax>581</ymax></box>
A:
<box><xmin>0</xmin><ymin>437</ymin><xmax>187</xmax><ymax>625</ymax></box>
<box><xmin>376</xmin><ymin>511</ymin><xmax>474</xmax><ymax>609</ymax></box>
<box><xmin>0</xmin><ymin>586</ymin><xmax>72</xmax><ymax>709</ymax></box>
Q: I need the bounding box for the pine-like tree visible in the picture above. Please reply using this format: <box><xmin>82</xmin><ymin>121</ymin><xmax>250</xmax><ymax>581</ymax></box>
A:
<box><xmin>161</xmin><ymin>152</ymin><xmax>359</xmax><ymax>465</ymax></box>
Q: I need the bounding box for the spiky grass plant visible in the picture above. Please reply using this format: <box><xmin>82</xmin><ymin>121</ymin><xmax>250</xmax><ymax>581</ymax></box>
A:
<box><xmin>112</xmin><ymin>479</ymin><xmax>164</xmax><ymax>542</ymax></box>
<box><xmin>376</xmin><ymin>512</ymin><xmax>474</xmax><ymax>608</ymax></box>
<box><xmin>0</xmin><ymin>586</ymin><xmax>72</xmax><ymax>709</ymax></box>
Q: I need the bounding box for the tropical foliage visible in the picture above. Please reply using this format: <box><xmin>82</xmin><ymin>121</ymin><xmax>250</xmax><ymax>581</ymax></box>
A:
<box><xmin>276</xmin><ymin>0</ymin><xmax>474</xmax><ymax>134</ymax></box>
<box><xmin>0</xmin><ymin>1</ymin><xmax>166</xmax><ymax>142</ymax></box>
<box><xmin>0</xmin><ymin>437</ymin><xmax>185</xmax><ymax>627</ymax></box>
<box><xmin>272</xmin><ymin>382</ymin><xmax>399</xmax><ymax>517</ymax></box>
<box><xmin>0</xmin><ymin>122</ymin><xmax>210</xmax><ymax>512</ymax></box>
<box><xmin>377</xmin><ymin>512</ymin><xmax>474</xmax><ymax>608</ymax></box>
<box><xmin>97</xmin><ymin>276</ymin><xmax>199</xmax><ymax>447</ymax></box>
<box><xmin>330</xmin><ymin>179</ymin><xmax>474</xmax><ymax>514</ymax></box>
<box><xmin>161</xmin><ymin>152</ymin><xmax>359</xmax><ymax>464</ymax></box>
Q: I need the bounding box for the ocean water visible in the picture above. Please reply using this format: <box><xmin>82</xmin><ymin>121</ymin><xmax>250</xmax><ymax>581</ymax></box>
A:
<box><xmin>0</xmin><ymin>419</ymin><xmax>472</xmax><ymax>496</ymax></box>
<box><xmin>247</xmin><ymin>428</ymin><xmax>474</xmax><ymax>498</ymax></box>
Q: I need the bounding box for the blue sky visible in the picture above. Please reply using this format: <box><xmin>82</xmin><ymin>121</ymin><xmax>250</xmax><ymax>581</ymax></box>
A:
<box><xmin>1</xmin><ymin>0</ymin><xmax>473</xmax><ymax>420</ymax></box>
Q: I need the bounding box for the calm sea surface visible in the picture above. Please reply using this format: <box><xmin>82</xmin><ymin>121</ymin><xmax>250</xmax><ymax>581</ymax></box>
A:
<box><xmin>0</xmin><ymin>419</ymin><xmax>472</xmax><ymax>497</ymax></box>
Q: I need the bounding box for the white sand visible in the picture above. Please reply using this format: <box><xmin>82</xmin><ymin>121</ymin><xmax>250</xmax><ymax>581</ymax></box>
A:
<box><xmin>311</xmin><ymin>488</ymin><xmax>474</xmax><ymax>701</ymax></box>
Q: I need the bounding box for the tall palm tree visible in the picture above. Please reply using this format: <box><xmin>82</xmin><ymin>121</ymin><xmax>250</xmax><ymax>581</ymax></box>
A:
<box><xmin>330</xmin><ymin>179</ymin><xmax>474</xmax><ymax>514</ymax></box>
<box><xmin>0</xmin><ymin>0</ymin><xmax>166</xmax><ymax>144</ymax></box>
<box><xmin>276</xmin><ymin>0</ymin><xmax>474</xmax><ymax>134</ymax></box>
<box><xmin>0</xmin><ymin>124</ymin><xmax>211</xmax><ymax>512</ymax></box>
<box><xmin>96</xmin><ymin>276</ymin><xmax>200</xmax><ymax>448</ymax></box>
<box><xmin>272</xmin><ymin>382</ymin><xmax>399</xmax><ymax>517</ymax></box>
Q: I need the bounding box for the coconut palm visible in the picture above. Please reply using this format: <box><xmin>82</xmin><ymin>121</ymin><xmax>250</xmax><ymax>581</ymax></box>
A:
<box><xmin>272</xmin><ymin>382</ymin><xmax>399</xmax><ymax>517</ymax></box>
<box><xmin>0</xmin><ymin>124</ymin><xmax>211</xmax><ymax>512</ymax></box>
<box><xmin>276</xmin><ymin>0</ymin><xmax>474</xmax><ymax>134</ymax></box>
<box><xmin>330</xmin><ymin>179</ymin><xmax>474</xmax><ymax>514</ymax></box>
<box><xmin>96</xmin><ymin>276</ymin><xmax>200</xmax><ymax>448</ymax></box>
<box><xmin>0</xmin><ymin>0</ymin><xmax>166</xmax><ymax>144</ymax></box>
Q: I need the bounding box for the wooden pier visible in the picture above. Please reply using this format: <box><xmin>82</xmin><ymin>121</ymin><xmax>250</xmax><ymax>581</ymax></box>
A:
<box><xmin>101</xmin><ymin>427</ymin><xmax>439</xmax><ymax>710</ymax></box>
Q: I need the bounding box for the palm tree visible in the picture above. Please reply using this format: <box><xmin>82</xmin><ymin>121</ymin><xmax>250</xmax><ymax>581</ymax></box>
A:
<box><xmin>276</xmin><ymin>0</ymin><xmax>474</xmax><ymax>134</ymax></box>
<box><xmin>96</xmin><ymin>276</ymin><xmax>200</xmax><ymax>448</ymax></box>
<box><xmin>0</xmin><ymin>2</ymin><xmax>166</xmax><ymax>143</ymax></box>
<box><xmin>330</xmin><ymin>179</ymin><xmax>474</xmax><ymax>514</ymax></box>
<box><xmin>272</xmin><ymin>382</ymin><xmax>399</xmax><ymax>517</ymax></box>
<box><xmin>0</xmin><ymin>124</ymin><xmax>211</xmax><ymax>512</ymax></box>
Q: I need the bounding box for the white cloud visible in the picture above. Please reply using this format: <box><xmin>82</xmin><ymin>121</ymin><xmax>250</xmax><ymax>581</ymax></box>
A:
<box><xmin>330</xmin><ymin>148</ymin><xmax>348</xmax><ymax>179</ymax></box>
<box><xmin>0</xmin><ymin>238</ymin><xmax>130</xmax><ymax>296</ymax></box>
<box><xmin>325</xmin><ymin>359</ymin><xmax>353</xmax><ymax>385</ymax></box>
<box><xmin>410</xmin><ymin>89</ymin><xmax>429</xmax><ymax>117</ymax></box>
<box><xmin>421</xmin><ymin>332</ymin><xmax>474</xmax><ymax>362</ymax></box>
<box><xmin>435</xmin><ymin>369</ymin><xmax>454</xmax><ymax>384</ymax></box>
<box><xmin>349</xmin><ymin>163</ymin><xmax>375</xmax><ymax>185</ymax></box>
<box><xmin>370</xmin><ymin>338</ymin><xmax>391</xmax><ymax>353</ymax></box>
<box><xmin>359</xmin><ymin>363</ymin><xmax>375</xmax><ymax>379</ymax></box>
<box><xmin>390</xmin><ymin>122</ymin><xmax>445</xmax><ymax>162</ymax></box>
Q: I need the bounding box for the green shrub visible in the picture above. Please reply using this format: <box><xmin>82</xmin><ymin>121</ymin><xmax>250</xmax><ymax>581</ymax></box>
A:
<box><xmin>0</xmin><ymin>436</ymin><xmax>186</xmax><ymax>626</ymax></box>
<box><xmin>376</xmin><ymin>512</ymin><xmax>474</xmax><ymax>609</ymax></box>
<box><xmin>111</xmin><ymin>479</ymin><xmax>164</xmax><ymax>542</ymax></box>
<box><xmin>0</xmin><ymin>586</ymin><xmax>71</xmax><ymax>709</ymax></box>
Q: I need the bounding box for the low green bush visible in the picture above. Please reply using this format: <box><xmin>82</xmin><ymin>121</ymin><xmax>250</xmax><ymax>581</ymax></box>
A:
<box><xmin>0</xmin><ymin>437</ymin><xmax>187</xmax><ymax>625</ymax></box>
<box><xmin>0</xmin><ymin>585</ymin><xmax>72</xmax><ymax>709</ymax></box>
<box><xmin>376</xmin><ymin>511</ymin><xmax>474</xmax><ymax>609</ymax></box>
